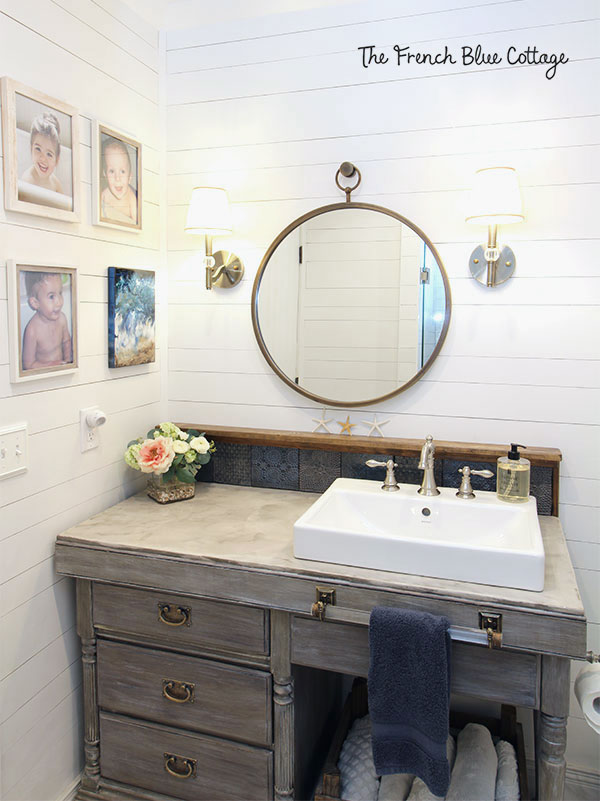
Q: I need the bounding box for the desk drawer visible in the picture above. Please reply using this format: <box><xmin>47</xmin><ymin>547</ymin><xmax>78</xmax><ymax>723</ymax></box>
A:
<box><xmin>93</xmin><ymin>583</ymin><xmax>268</xmax><ymax>656</ymax></box>
<box><xmin>98</xmin><ymin>640</ymin><xmax>272</xmax><ymax>746</ymax></box>
<box><xmin>291</xmin><ymin>616</ymin><xmax>539</xmax><ymax>708</ymax></box>
<box><xmin>100</xmin><ymin>712</ymin><xmax>273</xmax><ymax>801</ymax></box>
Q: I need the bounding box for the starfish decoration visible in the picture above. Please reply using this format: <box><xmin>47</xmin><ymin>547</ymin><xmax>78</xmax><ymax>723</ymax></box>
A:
<box><xmin>338</xmin><ymin>415</ymin><xmax>356</xmax><ymax>435</ymax></box>
<box><xmin>362</xmin><ymin>414</ymin><xmax>390</xmax><ymax>437</ymax></box>
<box><xmin>312</xmin><ymin>408</ymin><xmax>333</xmax><ymax>434</ymax></box>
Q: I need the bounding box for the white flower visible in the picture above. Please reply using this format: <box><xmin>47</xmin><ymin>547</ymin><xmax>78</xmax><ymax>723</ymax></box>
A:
<box><xmin>173</xmin><ymin>440</ymin><xmax>190</xmax><ymax>454</ymax></box>
<box><xmin>189</xmin><ymin>435</ymin><xmax>210</xmax><ymax>454</ymax></box>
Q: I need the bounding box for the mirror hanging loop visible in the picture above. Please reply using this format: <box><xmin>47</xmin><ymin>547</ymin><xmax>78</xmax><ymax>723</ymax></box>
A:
<box><xmin>335</xmin><ymin>162</ymin><xmax>362</xmax><ymax>202</ymax></box>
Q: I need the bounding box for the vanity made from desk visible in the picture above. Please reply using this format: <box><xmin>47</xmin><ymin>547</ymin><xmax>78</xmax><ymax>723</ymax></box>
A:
<box><xmin>55</xmin><ymin>483</ymin><xmax>586</xmax><ymax>801</ymax></box>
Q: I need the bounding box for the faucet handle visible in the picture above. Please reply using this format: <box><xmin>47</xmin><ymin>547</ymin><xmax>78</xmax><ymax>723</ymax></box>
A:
<box><xmin>366</xmin><ymin>458</ymin><xmax>399</xmax><ymax>492</ymax></box>
<box><xmin>456</xmin><ymin>466</ymin><xmax>494</xmax><ymax>499</ymax></box>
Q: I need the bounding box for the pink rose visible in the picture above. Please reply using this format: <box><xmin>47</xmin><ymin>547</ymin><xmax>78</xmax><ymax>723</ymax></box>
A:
<box><xmin>138</xmin><ymin>436</ymin><xmax>175</xmax><ymax>474</ymax></box>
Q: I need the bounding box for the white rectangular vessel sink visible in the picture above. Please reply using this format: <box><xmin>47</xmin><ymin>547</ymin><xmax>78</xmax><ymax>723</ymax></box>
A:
<box><xmin>293</xmin><ymin>478</ymin><xmax>545</xmax><ymax>591</ymax></box>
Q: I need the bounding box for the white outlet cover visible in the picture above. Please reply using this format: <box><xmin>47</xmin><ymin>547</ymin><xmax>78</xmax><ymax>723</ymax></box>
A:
<box><xmin>80</xmin><ymin>406</ymin><xmax>102</xmax><ymax>452</ymax></box>
<box><xmin>0</xmin><ymin>423</ymin><xmax>28</xmax><ymax>480</ymax></box>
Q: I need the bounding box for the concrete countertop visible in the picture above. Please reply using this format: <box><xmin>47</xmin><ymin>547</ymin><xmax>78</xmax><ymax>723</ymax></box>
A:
<box><xmin>56</xmin><ymin>483</ymin><xmax>585</xmax><ymax>619</ymax></box>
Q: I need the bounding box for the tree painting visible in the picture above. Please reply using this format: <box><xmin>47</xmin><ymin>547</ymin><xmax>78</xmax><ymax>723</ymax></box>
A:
<box><xmin>108</xmin><ymin>267</ymin><xmax>155</xmax><ymax>367</ymax></box>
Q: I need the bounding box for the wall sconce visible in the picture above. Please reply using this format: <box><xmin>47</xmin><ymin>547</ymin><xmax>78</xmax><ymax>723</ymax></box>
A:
<box><xmin>185</xmin><ymin>187</ymin><xmax>244</xmax><ymax>290</ymax></box>
<box><xmin>465</xmin><ymin>167</ymin><xmax>524</xmax><ymax>287</ymax></box>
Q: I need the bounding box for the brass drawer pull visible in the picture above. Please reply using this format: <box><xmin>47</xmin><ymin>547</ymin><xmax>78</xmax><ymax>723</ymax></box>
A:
<box><xmin>162</xmin><ymin>679</ymin><xmax>195</xmax><ymax>704</ymax></box>
<box><xmin>158</xmin><ymin>602</ymin><xmax>191</xmax><ymax>627</ymax></box>
<box><xmin>164</xmin><ymin>752</ymin><xmax>196</xmax><ymax>779</ymax></box>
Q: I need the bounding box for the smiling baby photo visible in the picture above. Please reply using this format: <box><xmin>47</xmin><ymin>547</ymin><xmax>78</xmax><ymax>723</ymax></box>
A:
<box><xmin>1</xmin><ymin>77</ymin><xmax>80</xmax><ymax>222</ymax></box>
<box><xmin>92</xmin><ymin>121</ymin><xmax>142</xmax><ymax>231</ymax></box>
<box><xmin>7</xmin><ymin>261</ymin><xmax>78</xmax><ymax>382</ymax></box>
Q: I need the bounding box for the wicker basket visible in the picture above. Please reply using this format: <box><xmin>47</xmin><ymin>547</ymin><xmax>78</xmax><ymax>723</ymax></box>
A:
<box><xmin>314</xmin><ymin>679</ymin><xmax>529</xmax><ymax>801</ymax></box>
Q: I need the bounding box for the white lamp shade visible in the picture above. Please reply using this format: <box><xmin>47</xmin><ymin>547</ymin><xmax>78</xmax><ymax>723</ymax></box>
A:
<box><xmin>185</xmin><ymin>187</ymin><xmax>233</xmax><ymax>234</ymax></box>
<box><xmin>465</xmin><ymin>167</ymin><xmax>524</xmax><ymax>226</ymax></box>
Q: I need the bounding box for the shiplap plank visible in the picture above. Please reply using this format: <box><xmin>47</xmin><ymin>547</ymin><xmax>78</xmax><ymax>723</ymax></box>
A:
<box><xmin>560</xmin><ymin>505</ymin><xmax>600</xmax><ymax>544</ymax></box>
<box><xmin>165</xmin><ymin>0</ymin><xmax>533</xmax><ymax>51</ymax></box>
<box><xmin>1</xmin><ymin>0</ymin><xmax>157</xmax><ymax>102</ymax></box>
<box><xmin>97</xmin><ymin>0</ymin><xmax>158</xmax><ymax>48</ymax></box>
<box><xmin>0</xmin><ymin>579</ymin><xmax>76</xmax><ymax>679</ymax></box>
<box><xmin>0</xmin><ymin>626</ymin><xmax>80</xmax><ymax>724</ymax></box>
<box><xmin>166</xmin><ymin>0</ymin><xmax>594</xmax><ymax>72</ymax></box>
<box><xmin>0</xmin><ymin>403</ymin><xmax>161</xmax><ymax>510</ymax></box>
<box><xmin>168</xmin><ymin>23</ymin><xmax>597</xmax><ymax>105</ymax></box>
<box><xmin>52</xmin><ymin>0</ymin><xmax>158</xmax><ymax>71</ymax></box>
<box><xmin>167</xmin><ymin>115</ymin><xmax>600</xmax><ymax>174</ymax></box>
<box><xmin>0</xmin><ymin>13</ymin><xmax>159</xmax><ymax>149</ymax></box>
<box><xmin>167</xmin><ymin>60</ymin><xmax>600</xmax><ymax>151</ymax></box>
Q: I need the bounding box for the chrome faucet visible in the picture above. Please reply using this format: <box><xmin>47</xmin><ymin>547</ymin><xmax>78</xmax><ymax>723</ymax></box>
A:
<box><xmin>366</xmin><ymin>458</ymin><xmax>400</xmax><ymax>492</ymax></box>
<box><xmin>418</xmin><ymin>435</ymin><xmax>440</xmax><ymax>496</ymax></box>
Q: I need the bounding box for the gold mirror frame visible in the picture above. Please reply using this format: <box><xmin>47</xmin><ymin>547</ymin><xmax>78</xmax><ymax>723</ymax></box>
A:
<box><xmin>251</xmin><ymin>198</ymin><xmax>452</xmax><ymax>408</ymax></box>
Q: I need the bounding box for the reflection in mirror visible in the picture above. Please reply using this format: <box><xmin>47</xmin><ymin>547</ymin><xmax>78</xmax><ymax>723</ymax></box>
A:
<box><xmin>255</xmin><ymin>206</ymin><xmax>450</xmax><ymax>406</ymax></box>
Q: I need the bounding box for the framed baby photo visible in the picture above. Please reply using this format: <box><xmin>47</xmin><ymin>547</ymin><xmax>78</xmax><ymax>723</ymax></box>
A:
<box><xmin>92</xmin><ymin>121</ymin><xmax>142</xmax><ymax>231</ymax></box>
<box><xmin>1</xmin><ymin>77</ymin><xmax>80</xmax><ymax>222</ymax></box>
<box><xmin>7</xmin><ymin>261</ymin><xmax>79</xmax><ymax>383</ymax></box>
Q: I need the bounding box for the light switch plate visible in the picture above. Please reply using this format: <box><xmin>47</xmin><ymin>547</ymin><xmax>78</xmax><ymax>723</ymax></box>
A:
<box><xmin>0</xmin><ymin>423</ymin><xmax>28</xmax><ymax>479</ymax></box>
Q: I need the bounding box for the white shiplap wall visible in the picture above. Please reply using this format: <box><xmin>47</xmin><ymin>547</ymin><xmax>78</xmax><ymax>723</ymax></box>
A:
<box><xmin>165</xmin><ymin>0</ymin><xmax>600</xmax><ymax>776</ymax></box>
<box><xmin>0</xmin><ymin>2</ymin><xmax>164</xmax><ymax>799</ymax></box>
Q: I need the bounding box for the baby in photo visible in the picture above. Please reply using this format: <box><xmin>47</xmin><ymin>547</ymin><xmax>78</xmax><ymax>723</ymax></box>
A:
<box><xmin>22</xmin><ymin>272</ymin><xmax>72</xmax><ymax>370</ymax></box>
<box><xmin>101</xmin><ymin>137</ymin><xmax>137</xmax><ymax>224</ymax></box>
<box><xmin>21</xmin><ymin>112</ymin><xmax>64</xmax><ymax>194</ymax></box>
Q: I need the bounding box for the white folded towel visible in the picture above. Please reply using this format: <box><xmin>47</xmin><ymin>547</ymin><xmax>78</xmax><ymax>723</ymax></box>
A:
<box><xmin>495</xmin><ymin>740</ymin><xmax>520</xmax><ymax>801</ymax></box>
<box><xmin>446</xmin><ymin>723</ymin><xmax>497</xmax><ymax>801</ymax></box>
<box><xmin>405</xmin><ymin>736</ymin><xmax>456</xmax><ymax>801</ymax></box>
<box><xmin>378</xmin><ymin>772</ymin><xmax>415</xmax><ymax>801</ymax></box>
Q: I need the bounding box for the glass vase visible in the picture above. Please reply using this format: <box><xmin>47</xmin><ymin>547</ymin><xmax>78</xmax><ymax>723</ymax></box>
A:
<box><xmin>146</xmin><ymin>473</ymin><xmax>195</xmax><ymax>504</ymax></box>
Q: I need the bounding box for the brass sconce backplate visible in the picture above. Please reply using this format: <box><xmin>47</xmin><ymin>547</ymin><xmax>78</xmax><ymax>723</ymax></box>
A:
<box><xmin>208</xmin><ymin>250</ymin><xmax>245</xmax><ymax>289</ymax></box>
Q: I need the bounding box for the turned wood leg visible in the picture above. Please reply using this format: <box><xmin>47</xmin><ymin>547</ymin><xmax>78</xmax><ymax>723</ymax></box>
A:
<box><xmin>537</xmin><ymin>655</ymin><xmax>570</xmax><ymax>800</ymax></box>
<box><xmin>271</xmin><ymin>610</ymin><xmax>294</xmax><ymax>801</ymax></box>
<box><xmin>76</xmin><ymin>580</ymin><xmax>101</xmax><ymax>792</ymax></box>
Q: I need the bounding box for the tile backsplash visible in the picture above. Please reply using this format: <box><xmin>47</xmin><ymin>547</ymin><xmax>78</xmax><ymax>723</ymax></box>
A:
<box><xmin>198</xmin><ymin>441</ymin><xmax>553</xmax><ymax>515</ymax></box>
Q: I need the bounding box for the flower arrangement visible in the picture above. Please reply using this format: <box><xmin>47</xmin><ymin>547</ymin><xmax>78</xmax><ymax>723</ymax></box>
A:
<box><xmin>124</xmin><ymin>422</ymin><xmax>215</xmax><ymax>503</ymax></box>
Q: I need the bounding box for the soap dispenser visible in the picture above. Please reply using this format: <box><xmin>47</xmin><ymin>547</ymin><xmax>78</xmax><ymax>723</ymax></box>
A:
<box><xmin>497</xmin><ymin>444</ymin><xmax>530</xmax><ymax>503</ymax></box>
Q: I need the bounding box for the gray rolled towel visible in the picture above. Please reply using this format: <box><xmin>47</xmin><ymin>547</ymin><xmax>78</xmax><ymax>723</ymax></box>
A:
<box><xmin>378</xmin><ymin>772</ymin><xmax>414</xmax><ymax>801</ymax></box>
<box><xmin>446</xmin><ymin>724</ymin><xmax>497</xmax><ymax>801</ymax></box>
<box><xmin>406</xmin><ymin>736</ymin><xmax>456</xmax><ymax>801</ymax></box>
<box><xmin>495</xmin><ymin>740</ymin><xmax>520</xmax><ymax>801</ymax></box>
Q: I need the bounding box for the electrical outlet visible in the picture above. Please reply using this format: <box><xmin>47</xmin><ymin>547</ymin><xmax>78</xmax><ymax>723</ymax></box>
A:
<box><xmin>80</xmin><ymin>406</ymin><xmax>106</xmax><ymax>452</ymax></box>
<box><xmin>0</xmin><ymin>423</ymin><xmax>28</xmax><ymax>479</ymax></box>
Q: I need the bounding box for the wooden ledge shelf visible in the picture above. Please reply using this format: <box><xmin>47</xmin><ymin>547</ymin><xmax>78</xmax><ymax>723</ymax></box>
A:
<box><xmin>176</xmin><ymin>424</ymin><xmax>562</xmax><ymax>467</ymax></box>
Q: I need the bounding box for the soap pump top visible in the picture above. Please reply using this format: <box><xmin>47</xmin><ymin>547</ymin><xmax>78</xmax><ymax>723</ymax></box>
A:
<box><xmin>507</xmin><ymin>443</ymin><xmax>527</xmax><ymax>460</ymax></box>
<box><xmin>497</xmin><ymin>443</ymin><xmax>530</xmax><ymax>503</ymax></box>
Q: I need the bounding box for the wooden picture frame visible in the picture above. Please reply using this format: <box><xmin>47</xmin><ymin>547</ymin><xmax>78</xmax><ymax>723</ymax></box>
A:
<box><xmin>1</xmin><ymin>77</ymin><xmax>80</xmax><ymax>222</ymax></box>
<box><xmin>7</xmin><ymin>260</ymin><xmax>79</xmax><ymax>383</ymax></box>
<box><xmin>92</xmin><ymin>121</ymin><xmax>142</xmax><ymax>231</ymax></box>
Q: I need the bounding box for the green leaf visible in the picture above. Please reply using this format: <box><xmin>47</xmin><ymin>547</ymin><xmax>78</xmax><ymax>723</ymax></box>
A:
<box><xmin>186</xmin><ymin>429</ymin><xmax>200</xmax><ymax>438</ymax></box>
<box><xmin>195</xmin><ymin>453</ymin><xmax>211</xmax><ymax>465</ymax></box>
<box><xmin>175</xmin><ymin>466</ymin><xmax>196</xmax><ymax>484</ymax></box>
<box><xmin>163</xmin><ymin>465</ymin><xmax>177</xmax><ymax>482</ymax></box>
<box><xmin>127</xmin><ymin>439</ymin><xmax>138</xmax><ymax>448</ymax></box>
<box><xmin>147</xmin><ymin>429</ymin><xmax>157</xmax><ymax>440</ymax></box>
<box><xmin>173</xmin><ymin>454</ymin><xmax>184</xmax><ymax>466</ymax></box>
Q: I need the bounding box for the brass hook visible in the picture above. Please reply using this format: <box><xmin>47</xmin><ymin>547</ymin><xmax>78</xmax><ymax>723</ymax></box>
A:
<box><xmin>335</xmin><ymin>162</ymin><xmax>362</xmax><ymax>202</ymax></box>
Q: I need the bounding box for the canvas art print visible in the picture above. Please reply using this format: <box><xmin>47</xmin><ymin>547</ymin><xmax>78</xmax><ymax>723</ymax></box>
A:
<box><xmin>1</xmin><ymin>77</ymin><xmax>80</xmax><ymax>222</ymax></box>
<box><xmin>108</xmin><ymin>267</ymin><xmax>155</xmax><ymax>367</ymax></box>
<box><xmin>93</xmin><ymin>122</ymin><xmax>142</xmax><ymax>231</ymax></box>
<box><xmin>7</xmin><ymin>261</ymin><xmax>78</xmax><ymax>383</ymax></box>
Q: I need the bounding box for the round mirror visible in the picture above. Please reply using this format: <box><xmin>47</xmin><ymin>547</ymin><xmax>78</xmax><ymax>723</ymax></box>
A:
<box><xmin>252</xmin><ymin>201</ymin><xmax>451</xmax><ymax>407</ymax></box>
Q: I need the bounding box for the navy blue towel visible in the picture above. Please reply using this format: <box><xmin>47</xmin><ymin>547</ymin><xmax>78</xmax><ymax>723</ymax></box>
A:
<box><xmin>368</xmin><ymin>607</ymin><xmax>452</xmax><ymax>797</ymax></box>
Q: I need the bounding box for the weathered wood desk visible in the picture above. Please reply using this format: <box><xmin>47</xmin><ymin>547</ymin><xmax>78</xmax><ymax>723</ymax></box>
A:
<box><xmin>55</xmin><ymin>484</ymin><xmax>587</xmax><ymax>801</ymax></box>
